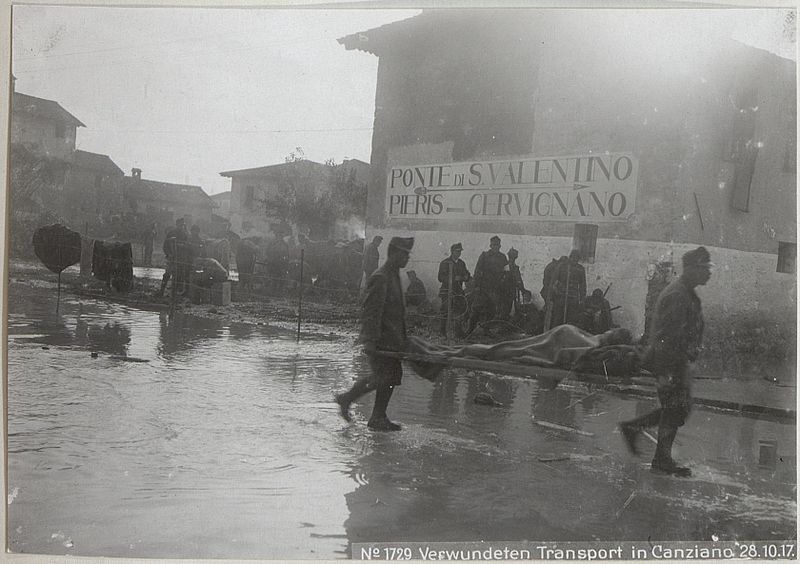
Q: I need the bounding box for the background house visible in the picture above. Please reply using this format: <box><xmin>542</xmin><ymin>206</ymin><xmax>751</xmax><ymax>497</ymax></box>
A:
<box><xmin>122</xmin><ymin>168</ymin><xmax>215</xmax><ymax>235</ymax></box>
<box><xmin>211</xmin><ymin>191</ymin><xmax>232</xmax><ymax>221</ymax></box>
<box><xmin>10</xmin><ymin>78</ymin><xmax>84</xmax><ymax>161</ymax></box>
<box><xmin>221</xmin><ymin>158</ymin><xmax>370</xmax><ymax>241</ymax></box>
<box><xmin>60</xmin><ymin>150</ymin><xmax>125</xmax><ymax>234</ymax></box>
<box><xmin>340</xmin><ymin>9</ymin><xmax>797</xmax><ymax>380</ymax></box>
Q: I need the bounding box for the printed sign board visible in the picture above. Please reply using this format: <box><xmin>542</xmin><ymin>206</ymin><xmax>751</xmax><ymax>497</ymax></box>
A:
<box><xmin>386</xmin><ymin>153</ymin><xmax>639</xmax><ymax>223</ymax></box>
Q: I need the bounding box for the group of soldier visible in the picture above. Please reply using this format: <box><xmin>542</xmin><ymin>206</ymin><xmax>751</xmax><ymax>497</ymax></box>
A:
<box><xmin>363</xmin><ymin>234</ymin><xmax>614</xmax><ymax>339</ymax></box>
<box><xmin>341</xmin><ymin>233</ymin><xmax>715</xmax><ymax>480</ymax></box>
<box><xmin>156</xmin><ymin>217</ymin><xmax>228</xmax><ymax>297</ymax></box>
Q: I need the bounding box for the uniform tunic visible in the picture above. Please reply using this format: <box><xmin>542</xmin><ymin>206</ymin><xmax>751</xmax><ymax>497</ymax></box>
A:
<box><xmin>643</xmin><ymin>276</ymin><xmax>704</xmax><ymax>426</ymax></box>
<box><xmin>473</xmin><ymin>249</ymin><xmax>508</xmax><ymax>318</ymax></box>
<box><xmin>362</xmin><ymin>242</ymin><xmax>381</xmax><ymax>277</ymax></box>
<box><xmin>360</xmin><ymin>263</ymin><xmax>407</xmax><ymax>387</ymax></box>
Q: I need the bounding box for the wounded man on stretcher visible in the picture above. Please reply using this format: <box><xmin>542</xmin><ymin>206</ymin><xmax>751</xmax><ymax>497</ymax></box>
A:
<box><xmin>391</xmin><ymin>325</ymin><xmax>643</xmax><ymax>383</ymax></box>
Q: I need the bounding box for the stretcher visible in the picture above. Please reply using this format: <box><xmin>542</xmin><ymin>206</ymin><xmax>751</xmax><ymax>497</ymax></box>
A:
<box><xmin>377</xmin><ymin>350</ymin><xmax>796</xmax><ymax>424</ymax></box>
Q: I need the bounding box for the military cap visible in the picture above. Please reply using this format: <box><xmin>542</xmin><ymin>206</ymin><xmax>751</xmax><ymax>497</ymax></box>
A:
<box><xmin>389</xmin><ymin>236</ymin><xmax>414</xmax><ymax>252</ymax></box>
<box><xmin>490</xmin><ymin>235</ymin><xmax>501</xmax><ymax>244</ymax></box>
<box><xmin>507</xmin><ymin>247</ymin><xmax>519</xmax><ymax>257</ymax></box>
<box><xmin>451</xmin><ymin>242</ymin><xmax>463</xmax><ymax>252</ymax></box>
<box><xmin>682</xmin><ymin>246</ymin><xmax>713</xmax><ymax>268</ymax></box>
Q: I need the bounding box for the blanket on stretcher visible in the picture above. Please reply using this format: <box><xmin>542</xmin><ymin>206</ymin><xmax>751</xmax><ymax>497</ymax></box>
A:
<box><xmin>400</xmin><ymin>325</ymin><xmax>642</xmax><ymax>382</ymax></box>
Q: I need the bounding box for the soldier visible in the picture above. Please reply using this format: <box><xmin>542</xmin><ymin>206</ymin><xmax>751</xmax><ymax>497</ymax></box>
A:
<box><xmin>143</xmin><ymin>222</ymin><xmax>156</xmax><ymax>266</ymax></box>
<box><xmin>619</xmin><ymin>247</ymin><xmax>713</xmax><ymax>477</ymax></box>
<box><xmin>550</xmin><ymin>249</ymin><xmax>586</xmax><ymax>327</ymax></box>
<box><xmin>187</xmin><ymin>225</ymin><xmax>205</xmax><ymax>284</ymax></box>
<box><xmin>157</xmin><ymin>217</ymin><xmax>189</xmax><ymax>296</ymax></box>
<box><xmin>336</xmin><ymin>237</ymin><xmax>414</xmax><ymax>431</ymax></box>
<box><xmin>361</xmin><ymin>235</ymin><xmax>383</xmax><ymax>283</ymax></box>
<box><xmin>468</xmin><ymin>235</ymin><xmax>508</xmax><ymax>331</ymax></box>
<box><xmin>437</xmin><ymin>242</ymin><xmax>471</xmax><ymax>336</ymax></box>
<box><xmin>405</xmin><ymin>270</ymin><xmax>428</xmax><ymax>308</ymax></box>
<box><xmin>500</xmin><ymin>247</ymin><xmax>527</xmax><ymax>320</ymax></box>
<box><xmin>580</xmin><ymin>288</ymin><xmax>614</xmax><ymax>334</ymax></box>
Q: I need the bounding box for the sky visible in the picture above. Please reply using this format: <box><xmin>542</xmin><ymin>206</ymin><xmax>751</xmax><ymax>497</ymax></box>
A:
<box><xmin>10</xmin><ymin>4</ymin><xmax>796</xmax><ymax>196</ymax></box>
<box><xmin>11</xmin><ymin>6</ymin><xmax>421</xmax><ymax>194</ymax></box>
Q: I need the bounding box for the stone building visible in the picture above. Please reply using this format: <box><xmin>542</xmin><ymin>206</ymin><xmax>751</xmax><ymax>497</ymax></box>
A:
<box><xmin>10</xmin><ymin>82</ymin><xmax>84</xmax><ymax>160</ymax></box>
<box><xmin>220</xmin><ymin>158</ymin><xmax>371</xmax><ymax>241</ymax></box>
<box><xmin>61</xmin><ymin>150</ymin><xmax>125</xmax><ymax>232</ymax></box>
<box><xmin>340</xmin><ymin>9</ymin><xmax>797</xmax><ymax>379</ymax></box>
<box><xmin>122</xmin><ymin>168</ymin><xmax>215</xmax><ymax>230</ymax></box>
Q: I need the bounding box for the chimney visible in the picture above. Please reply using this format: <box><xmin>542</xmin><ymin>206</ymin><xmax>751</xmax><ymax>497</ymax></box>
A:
<box><xmin>132</xmin><ymin>168</ymin><xmax>142</xmax><ymax>180</ymax></box>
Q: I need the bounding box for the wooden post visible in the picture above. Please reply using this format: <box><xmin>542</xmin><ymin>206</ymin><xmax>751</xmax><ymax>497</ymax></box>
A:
<box><xmin>562</xmin><ymin>260</ymin><xmax>571</xmax><ymax>326</ymax></box>
<box><xmin>56</xmin><ymin>243</ymin><xmax>62</xmax><ymax>315</ymax></box>
<box><xmin>446</xmin><ymin>261</ymin><xmax>454</xmax><ymax>342</ymax></box>
<box><xmin>169</xmin><ymin>245</ymin><xmax>177</xmax><ymax>316</ymax></box>
<box><xmin>296</xmin><ymin>248</ymin><xmax>304</xmax><ymax>342</ymax></box>
<box><xmin>56</xmin><ymin>271</ymin><xmax>61</xmax><ymax>315</ymax></box>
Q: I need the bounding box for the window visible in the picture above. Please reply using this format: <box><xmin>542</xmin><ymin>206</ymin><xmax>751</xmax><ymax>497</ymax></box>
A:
<box><xmin>572</xmin><ymin>224</ymin><xmax>598</xmax><ymax>263</ymax></box>
<box><xmin>244</xmin><ymin>185</ymin><xmax>255</xmax><ymax>209</ymax></box>
<box><xmin>777</xmin><ymin>241</ymin><xmax>796</xmax><ymax>274</ymax></box>
<box><xmin>54</xmin><ymin>123</ymin><xmax>65</xmax><ymax>139</ymax></box>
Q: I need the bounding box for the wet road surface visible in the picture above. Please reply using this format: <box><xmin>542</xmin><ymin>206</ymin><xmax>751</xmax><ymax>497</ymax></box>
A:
<box><xmin>6</xmin><ymin>284</ymin><xmax>797</xmax><ymax>559</ymax></box>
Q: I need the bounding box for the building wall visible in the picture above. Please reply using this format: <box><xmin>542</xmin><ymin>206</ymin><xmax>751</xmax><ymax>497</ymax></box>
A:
<box><xmin>229</xmin><ymin>175</ymin><xmax>282</xmax><ymax>238</ymax></box>
<box><xmin>61</xmin><ymin>166</ymin><xmax>124</xmax><ymax>229</ymax></box>
<box><xmin>211</xmin><ymin>193</ymin><xmax>232</xmax><ymax>220</ymax></box>
<box><xmin>129</xmin><ymin>196</ymin><xmax>213</xmax><ymax>226</ymax></box>
<box><xmin>362</xmin><ymin>11</ymin><xmax>796</xmax><ymax>379</ymax></box>
<box><xmin>228</xmin><ymin>168</ymin><xmax>336</xmax><ymax>239</ymax></box>
<box><xmin>10</xmin><ymin>113</ymin><xmax>76</xmax><ymax>160</ymax></box>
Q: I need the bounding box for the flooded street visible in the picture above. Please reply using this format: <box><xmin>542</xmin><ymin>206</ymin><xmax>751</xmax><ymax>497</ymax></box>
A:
<box><xmin>6</xmin><ymin>284</ymin><xmax>796</xmax><ymax>559</ymax></box>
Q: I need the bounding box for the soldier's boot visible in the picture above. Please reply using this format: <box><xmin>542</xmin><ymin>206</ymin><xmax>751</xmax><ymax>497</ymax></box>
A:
<box><xmin>367</xmin><ymin>386</ymin><xmax>401</xmax><ymax>431</ymax></box>
<box><xmin>334</xmin><ymin>378</ymin><xmax>373</xmax><ymax>423</ymax></box>
<box><xmin>651</xmin><ymin>424</ymin><xmax>691</xmax><ymax>477</ymax></box>
<box><xmin>156</xmin><ymin>274</ymin><xmax>169</xmax><ymax>297</ymax></box>
<box><xmin>618</xmin><ymin>409</ymin><xmax>662</xmax><ymax>456</ymax></box>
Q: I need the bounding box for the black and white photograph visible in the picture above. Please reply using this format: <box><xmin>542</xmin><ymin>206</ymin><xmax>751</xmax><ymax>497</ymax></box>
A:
<box><xmin>3</xmin><ymin>1</ymin><xmax>797</xmax><ymax>561</ymax></box>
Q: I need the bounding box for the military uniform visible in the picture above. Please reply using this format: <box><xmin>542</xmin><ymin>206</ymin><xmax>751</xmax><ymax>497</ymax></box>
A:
<box><xmin>620</xmin><ymin>247</ymin><xmax>711</xmax><ymax>477</ymax></box>
<box><xmin>438</xmin><ymin>254</ymin><xmax>471</xmax><ymax>334</ymax></box>
<box><xmin>473</xmin><ymin>248</ymin><xmax>508</xmax><ymax>319</ymax></box>
<box><xmin>336</xmin><ymin>237</ymin><xmax>414</xmax><ymax>432</ymax></box>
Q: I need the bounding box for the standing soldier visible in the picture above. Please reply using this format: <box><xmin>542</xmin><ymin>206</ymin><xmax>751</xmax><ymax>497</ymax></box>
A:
<box><xmin>405</xmin><ymin>270</ymin><xmax>428</xmax><ymax>308</ymax></box>
<box><xmin>550</xmin><ymin>249</ymin><xmax>586</xmax><ymax>327</ymax></box>
<box><xmin>335</xmin><ymin>237</ymin><xmax>414</xmax><ymax>431</ymax></box>
<box><xmin>361</xmin><ymin>235</ymin><xmax>383</xmax><ymax>288</ymax></box>
<box><xmin>618</xmin><ymin>247</ymin><xmax>713</xmax><ymax>477</ymax></box>
<box><xmin>157</xmin><ymin>217</ymin><xmax>189</xmax><ymax>296</ymax></box>
<box><xmin>143</xmin><ymin>222</ymin><xmax>156</xmax><ymax>266</ymax></box>
<box><xmin>500</xmin><ymin>247</ymin><xmax>527</xmax><ymax>320</ymax></box>
<box><xmin>541</xmin><ymin>255</ymin><xmax>566</xmax><ymax>331</ymax></box>
<box><xmin>438</xmin><ymin>242</ymin><xmax>471</xmax><ymax>336</ymax></box>
<box><xmin>469</xmin><ymin>235</ymin><xmax>509</xmax><ymax>330</ymax></box>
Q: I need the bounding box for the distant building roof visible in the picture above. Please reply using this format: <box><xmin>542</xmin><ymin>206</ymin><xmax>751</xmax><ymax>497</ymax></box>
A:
<box><xmin>219</xmin><ymin>159</ymin><xmax>330</xmax><ymax>178</ymax></box>
<box><xmin>338</xmin><ymin>12</ymin><xmax>428</xmax><ymax>56</ymax></box>
<box><xmin>338</xmin><ymin>158</ymin><xmax>370</xmax><ymax>167</ymax></box>
<box><xmin>211</xmin><ymin>191</ymin><xmax>231</xmax><ymax>201</ymax></box>
<box><xmin>72</xmin><ymin>150</ymin><xmax>123</xmax><ymax>176</ymax></box>
<box><xmin>12</xmin><ymin>91</ymin><xmax>85</xmax><ymax>127</ymax></box>
<box><xmin>122</xmin><ymin>176</ymin><xmax>213</xmax><ymax>206</ymax></box>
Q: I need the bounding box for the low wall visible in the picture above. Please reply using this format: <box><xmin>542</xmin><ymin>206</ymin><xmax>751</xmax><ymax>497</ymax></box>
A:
<box><xmin>369</xmin><ymin>228</ymin><xmax>796</xmax><ymax>382</ymax></box>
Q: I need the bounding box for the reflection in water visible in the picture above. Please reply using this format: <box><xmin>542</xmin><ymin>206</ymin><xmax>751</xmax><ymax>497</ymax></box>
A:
<box><xmin>6</xmin><ymin>282</ymin><xmax>797</xmax><ymax>559</ymax></box>
<box><xmin>76</xmin><ymin>319</ymin><xmax>131</xmax><ymax>355</ymax></box>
